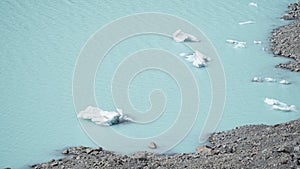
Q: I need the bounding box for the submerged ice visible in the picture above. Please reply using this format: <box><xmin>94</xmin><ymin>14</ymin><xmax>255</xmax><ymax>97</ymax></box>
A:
<box><xmin>77</xmin><ymin>106</ymin><xmax>132</xmax><ymax>126</ymax></box>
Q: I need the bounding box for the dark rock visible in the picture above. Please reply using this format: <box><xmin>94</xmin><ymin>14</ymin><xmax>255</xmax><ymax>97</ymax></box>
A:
<box><xmin>62</xmin><ymin>149</ymin><xmax>69</xmax><ymax>154</ymax></box>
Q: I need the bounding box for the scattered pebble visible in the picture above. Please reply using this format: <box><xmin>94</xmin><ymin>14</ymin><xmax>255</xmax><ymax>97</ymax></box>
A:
<box><xmin>148</xmin><ymin>142</ymin><xmax>157</xmax><ymax>149</ymax></box>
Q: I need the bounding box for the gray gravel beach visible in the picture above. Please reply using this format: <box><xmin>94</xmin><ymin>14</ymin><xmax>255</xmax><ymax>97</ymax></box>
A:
<box><xmin>271</xmin><ymin>1</ymin><xmax>300</xmax><ymax>72</ymax></box>
<box><xmin>31</xmin><ymin>119</ymin><xmax>300</xmax><ymax>169</ymax></box>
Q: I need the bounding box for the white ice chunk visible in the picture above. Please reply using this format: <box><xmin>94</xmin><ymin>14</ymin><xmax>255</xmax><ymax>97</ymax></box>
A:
<box><xmin>264</xmin><ymin>98</ymin><xmax>286</xmax><ymax>106</ymax></box>
<box><xmin>233</xmin><ymin>43</ymin><xmax>246</xmax><ymax>48</ymax></box>
<box><xmin>252</xmin><ymin>77</ymin><xmax>264</xmax><ymax>82</ymax></box>
<box><xmin>226</xmin><ymin>39</ymin><xmax>246</xmax><ymax>48</ymax></box>
<box><xmin>239</xmin><ymin>21</ymin><xmax>255</xmax><ymax>25</ymax></box>
<box><xmin>279</xmin><ymin>80</ymin><xmax>291</xmax><ymax>85</ymax></box>
<box><xmin>248</xmin><ymin>2</ymin><xmax>258</xmax><ymax>7</ymax></box>
<box><xmin>183</xmin><ymin>50</ymin><xmax>211</xmax><ymax>68</ymax></box>
<box><xmin>264</xmin><ymin>98</ymin><xmax>296</xmax><ymax>112</ymax></box>
<box><xmin>226</xmin><ymin>39</ymin><xmax>239</xmax><ymax>44</ymax></box>
<box><xmin>272</xmin><ymin>105</ymin><xmax>296</xmax><ymax>112</ymax></box>
<box><xmin>179</xmin><ymin>52</ymin><xmax>189</xmax><ymax>57</ymax></box>
<box><xmin>173</xmin><ymin>29</ymin><xmax>199</xmax><ymax>43</ymax></box>
<box><xmin>77</xmin><ymin>106</ymin><xmax>132</xmax><ymax>126</ymax></box>
<box><xmin>254</xmin><ymin>40</ymin><xmax>262</xmax><ymax>44</ymax></box>
<box><xmin>252</xmin><ymin>77</ymin><xmax>292</xmax><ymax>85</ymax></box>
<box><xmin>264</xmin><ymin>77</ymin><xmax>276</xmax><ymax>82</ymax></box>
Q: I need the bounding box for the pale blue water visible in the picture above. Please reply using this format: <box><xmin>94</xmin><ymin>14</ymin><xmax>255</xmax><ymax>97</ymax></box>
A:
<box><xmin>1</xmin><ymin>0</ymin><xmax>300</xmax><ymax>168</ymax></box>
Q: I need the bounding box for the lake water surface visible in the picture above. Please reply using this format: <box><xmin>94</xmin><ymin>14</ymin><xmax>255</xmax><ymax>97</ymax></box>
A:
<box><xmin>0</xmin><ymin>0</ymin><xmax>299</xmax><ymax>168</ymax></box>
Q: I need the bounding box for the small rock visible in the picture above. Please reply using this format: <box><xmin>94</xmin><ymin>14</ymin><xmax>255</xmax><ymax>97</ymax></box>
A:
<box><xmin>195</xmin><ymin>146</ymin><xmax>212</xmax><ymax>155</ymax></box>
<box><xmin>62</xmin><ymin>149</ymin><xmax>69</xmax><ymax>154</ymax></box>
<box><xmin>51</xmin><ymin>161</ymin><xmax>58</xmax><ymax>167</ymax></box>
<box><xmin>277</xmin><ymin>145</ymin><xmax>293</xmax><ymax>153</ymax></box>
<box><xmin>294</xmin><ymin>146</ymin><xmax>300</xmax><ymax>152</ymax></box>
<box><xmin>85</xmin><ymin>148</ymin><xmax>93</xmax><ymax>154</ymax></box>
<box><xmin>61</xmin><ymin>157</ymin><xmax>69</xmax><ymax>162</ymax></box>
<box><xmin>41</xmin><ymin>163</ymin><xmax>49</xmax><ymax>168</ymax></box>
<box><xmin>96</xmin><ymin>147</ymin><xmax>103</xmax><ymax>151</ymax></box>
<box><xmin>148</xmin><ymin>142</ymin><xmax>157</xmax><ymax>149</ymax></box>
<box><xmin>280</xmin><ymin>158</ymin><xmax>288</xmax><ymax>164</ymax></box>
<box><xmin>133</xmin><ymin>152</ymin><xmax>147</xmax><ymax>160</ymax></box>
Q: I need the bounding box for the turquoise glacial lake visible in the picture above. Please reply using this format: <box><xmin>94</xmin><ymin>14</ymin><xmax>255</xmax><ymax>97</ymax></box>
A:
<box><xmin>0</xmin><ymin>0</ymin><xmax>299</xmax><ymax>168</ymax></box>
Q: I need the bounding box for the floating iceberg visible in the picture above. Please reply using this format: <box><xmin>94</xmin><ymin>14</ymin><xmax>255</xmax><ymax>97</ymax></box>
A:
<box><xmin>179</xmin><ymin>52</ymin><xmax>189</xmax><ymax>57</ymax></box>
<box><xmin>173</xmin><ymin>29</ymin><xmax>199</xmax><ymax>43</ymax></box>
<box><xmin>249</xmin><ymin>2</ymin><xmax>258</xmax><ymax>7</ymax></box>
<box><xmin>264</xmin><ymin>98</ymin><xmax>284</xmax><ymax>106</ymax></box>
<box><xmin>239</xmin><ymin>21</ymin><xmax>256</xmax><ymax>25</ymax></box>
<box><xmin>264</xmin><ymin>77</ymin><xmax>276</xmax><ymax>82</ymax></box>
<box><xmin>253</xmin><ymin>40</ymin><xmax>262</xmax><ymax>44</ymax></box>
<box><xmin>279</xmin><ymin>80</ymin><xmax>291</xmax><ymax>85</ymax></box>
<box><xmin>272</xmin><ymin>105</ymin><xmax>296</xmax><ymax>112</ymax></box>
<box><xmin>77</xmin><ymin>106</ymin><xmax>132</xmax><ymax>126</ymax></box>
<box><xmin>251</xmin><ymin>77</ymin><xmax>291</xmax><ymax>85</ymax></box>
<box><xmin>226</xmin><ymin>39</ymin><xmax>246</xmax><ymax>48</ymax></box>
<box><xmin>181</xmin><ymin>50</ymin><xmax>211</xmax><ymax>68</ymax></box>
<box><xmin>252</xmin><ymin>77</ymin><xmax>263</xmax><ymax>82</ymax></box>
<box><xmin>264</xmin><ymin>98</ymin><xmax>296</xmax><ymax>112</ymax></box>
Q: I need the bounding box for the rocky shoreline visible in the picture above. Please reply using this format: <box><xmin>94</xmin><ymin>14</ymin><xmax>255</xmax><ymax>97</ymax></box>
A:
<box><xmin>271</xmin><ymin>1</ymin><xmax>300</xmax><ymax>72</ymax></box>
<box><xmin>30</xmin><ymin>119</ymin><xmax>300</xmax><ymax>169</ymax></box>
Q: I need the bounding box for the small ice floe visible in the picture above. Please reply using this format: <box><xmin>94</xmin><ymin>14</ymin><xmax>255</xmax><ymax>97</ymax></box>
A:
<box><xmin>179</xmin><ymin>52</ymin><xmax>189</xmax><ymax>57</ymax></box>
<box><xmin>181</xmin><ymin>50</ymin><xmax>211</xmax><ymax>68</ymax></box>
<box><xmin>272</xmin><ymin>105</ymin><xmax>296</xmax><ymax>112</ymax></box>
<box><xmin>264</xmin><ymin>98</ymin><xmax>282</xmax><ymax>105</ymax></box>
<box><xmin>226</xmin><ymin>39</ymin><xmax>246</xmax><ymax>48</ymax></box>
<box><xmin>264</xmin><ymin>98</ymin><xmax>296</xmax><ymax>112</ymax></box>
<box><xmin>279</xmin><ymin>80</ymin><xmax>291</xmax><ymax>85</ymax></box>
<box><xmin>248</xmin><ymin>2</ymin><xmax>258</xmax><ymax>7</ymax></box>
<box><xmin>264</xmin><ymin>77</ymin><xmax>276</xmax><ymax>82</ymax></box>
<box><xmin>239</xmin><ymin>21</ymin><xmax>256</xmax><ymax>25</ymax></box>
<box><xmin>172</xmin><ymin>29</ymin><xmax>199</xmax><ymax>43</ymax></box>
<box><xmin>77</xmin><ymin>106</ymin><xmax>132</xmax><ymax>126</ymax></box>
<box><xmin>252</xmin><ymin>77</ymin><xmax>264</xmax><ymax>82</ymax></box>
<box><xmin>253</xmin><ymin>40</ymin><xmax>262</xmax><ymax>44</ymax></box>
<box><xmin>251</xmin><ymin>77</ymin><xmax>291</xmax><ymax>85</ymax></box>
